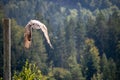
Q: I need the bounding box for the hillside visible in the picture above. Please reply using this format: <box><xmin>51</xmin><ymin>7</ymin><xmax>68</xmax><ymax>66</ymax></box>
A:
<box><xmin>0</xmin><ymin>0</ymin><xmax>120</xmax><ymax>80</ymax></box>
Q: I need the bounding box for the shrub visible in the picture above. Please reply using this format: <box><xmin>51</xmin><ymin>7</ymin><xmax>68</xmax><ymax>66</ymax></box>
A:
<box><xmin>13</xmin><ymin>61</ymin><xmax>47</xmax><ymax>80</ymax></box>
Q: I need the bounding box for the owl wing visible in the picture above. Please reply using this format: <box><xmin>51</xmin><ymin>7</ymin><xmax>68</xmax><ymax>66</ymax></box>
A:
<box><xmin>28</xmin><ymin>20</ymin><xmax>53</xmax><ymax>49</ymax></box>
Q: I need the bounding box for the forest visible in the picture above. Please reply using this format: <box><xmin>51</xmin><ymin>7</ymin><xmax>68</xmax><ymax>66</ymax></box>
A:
<box><xmin>0</xmin><ymin>0</ymin><xmax>120</xmax><ymax>80</ymax></box>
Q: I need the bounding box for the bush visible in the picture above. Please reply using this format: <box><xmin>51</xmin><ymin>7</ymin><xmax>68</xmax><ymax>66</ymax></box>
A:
<box><xmin>12</xmin><ymin>61</ymin><xmax>47</xmax><ymax>80</ymax></box>
<box><xmin>0</xmin><ymin>77</ymin><xmax>2</xmax><ymax>80</ymax></box>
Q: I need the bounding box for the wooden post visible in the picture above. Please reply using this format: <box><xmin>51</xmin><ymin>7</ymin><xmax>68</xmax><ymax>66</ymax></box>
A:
<box><xmin>3</xmin><ymin>18</ymin><xmax>11</xmax><ymax>80</ymax></box>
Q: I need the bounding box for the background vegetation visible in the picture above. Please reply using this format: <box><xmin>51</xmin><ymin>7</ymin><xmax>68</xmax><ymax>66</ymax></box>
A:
<box><xmin>0</xmin><ymin>0</ymin><xmax>120</xmax><ymax>80</ymax></box>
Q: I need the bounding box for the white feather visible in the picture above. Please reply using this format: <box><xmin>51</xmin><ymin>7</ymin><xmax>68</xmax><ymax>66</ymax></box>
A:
<box><xmin>24</xmin><ymin>20</ymin><xmax>53</xmax><ymax>49</ymax></box>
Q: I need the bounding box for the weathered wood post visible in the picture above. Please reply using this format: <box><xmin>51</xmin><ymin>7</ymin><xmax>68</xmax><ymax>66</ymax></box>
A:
<box><xmin>3</xmin><ymin>18</ymin><xmax>11</xmax><ymax>80</ymax></box>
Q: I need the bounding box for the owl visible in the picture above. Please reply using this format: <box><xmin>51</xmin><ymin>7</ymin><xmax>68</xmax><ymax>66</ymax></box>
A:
<box><xmin>24</xmin><ymin>20</ymin><xmax>53</xmax><ymax>49</ymax></box>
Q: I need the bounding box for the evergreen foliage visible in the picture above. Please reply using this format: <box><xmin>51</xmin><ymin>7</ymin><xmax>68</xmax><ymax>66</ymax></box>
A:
<box><xmin>0</xmin><ymin>0</ymin><xmax>120</xmax><ymax>80</ymax></box>
<box><xmin>13</xmin><ymin>60</ymin><xmax>47</xmax><ymax>80</ymax></box>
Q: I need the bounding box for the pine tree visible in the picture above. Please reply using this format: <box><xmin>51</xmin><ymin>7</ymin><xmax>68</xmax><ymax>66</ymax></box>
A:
<box><xmin>95</xmin><ymin>12</ymin><xmax>109</xmax><ymax>54</ymax></box>
<box><xmin>54</xmin><ymin>26</ymin><xmax>67</xmax><ymax>68</ymax></box>
<box><xmin>107</xmin><ymin>58</ymin><xmax>116</xmax><ymax>80</ymax></box>
<box><xmin>84</xmin><ymin>38</ymin><xmax>101</xmax><ymax>80</ymax></box>
<box><xmin>65</xmin><ymin>19</ymin><xmax>77</xmax><ymax>68</ymax></box>
<box><xmin>75</xmin><ymin>19</ymin><xmax>86</xmax><ymax>64</ymax></box>
<box><xmin>64</xmin><ymin>19</ymin><xmax>85</xmax><ymax>79</ymax></box>
<box><xmin>100</xmin><ymin>53</ymin><xmax>109</xmax><ymax>80</ymax></box>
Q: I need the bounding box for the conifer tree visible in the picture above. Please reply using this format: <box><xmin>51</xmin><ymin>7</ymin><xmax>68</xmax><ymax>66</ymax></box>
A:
<box><xmin>65</xmin><ymin>19</ymin><xmax>77</xmax><ymax>68</ymax></box>
<box><xmin>54</xmin><ymin>26</ymin><xmax>67</xmax><ymax>68</ymax></box>
<box><xmin>84</xmin><ymin>38</ymin><xmax>101</xmax><ymax>80</ymax></box>
<box><xmin>100</xmin><ymin>53</ymin><xmax>109</xmax><ymax>80</ymax></box>
<box><xmin>107</xmin><ymin>58</ymin><xmax>116</xmax><ymax>80</ymax></box>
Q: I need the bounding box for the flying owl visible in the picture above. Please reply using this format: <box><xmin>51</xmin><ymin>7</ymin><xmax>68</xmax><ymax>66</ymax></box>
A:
<box><xmin>24</xmin><ymin>20</ymin><xmax>53</xmax><ymax>49</ymax></box>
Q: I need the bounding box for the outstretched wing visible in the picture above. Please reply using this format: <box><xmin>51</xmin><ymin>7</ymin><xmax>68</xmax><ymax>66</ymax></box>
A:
<box><xmin>24</xmin><ymin>20</ymin><xmax>53</xmax><ymax>49</ymax></box>
<box><xmin>31</xmin><ymin>20</ymin><xmax>53</xmax><ymax>49</ymax></box>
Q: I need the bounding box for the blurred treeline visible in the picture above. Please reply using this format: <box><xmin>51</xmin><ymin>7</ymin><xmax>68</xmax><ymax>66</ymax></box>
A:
<box><xmin>0</xmin><ymin>0</ymin><xmax>120</xmax><ymax>80</ymax></box>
